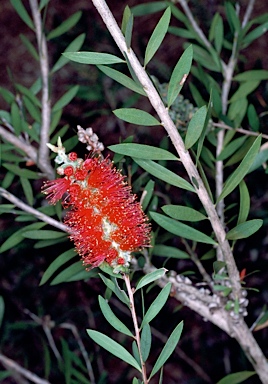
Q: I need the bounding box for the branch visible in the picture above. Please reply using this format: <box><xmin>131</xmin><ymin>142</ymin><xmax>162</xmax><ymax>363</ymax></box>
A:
<box><xmin>29</xmin><ymin>0</ymin><xmax>54</xmax><ymax>180</ymax></box>
<box><xmin>0</xmin><ymin>353</ymin><xmax>51</xmax><ymax>384</ymax></box>
<box><xmin>0</xmin><ymin>187</ymin><xmax>69</xmax><ymax>233</ymax></box>
<box><xmin>213</xmin><ymin>122</ymin><xmax>268</xmax><ymax>140</ymax></box>
<box><xmin>143</xmin><ymin>262</ymin><xmax>268</xmax><ymax>383</ymax></box>
<box><xmin>242</xmin><ymin>0</ymin><xmax>256</xmax><ymax>28</ymax></box>
<box><xmin>0</xmin><ymin>124</ymin><xmax>38</xmax><ymax>162</ymax></box>
<box><xmin>91</xmin><ymin>0</ymin><xmax>241</xmax><ymax>297</ymax></box>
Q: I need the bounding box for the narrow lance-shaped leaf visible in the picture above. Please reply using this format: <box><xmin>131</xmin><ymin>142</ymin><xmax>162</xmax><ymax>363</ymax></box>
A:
<box><xmin>153</xmin><ymin>245</ymin><xmax>189</xmax><ymax>259</ymax></box>
<box><xmin>162</xmin><ymin>205</ymin><xmax>207</xmax><ymax>222</ymax></box>
<box><xmin>87</xmin><ymin>330</ymin><xmax>142</xmax><ymax>372</ymax></box>
<box><xmin>52</xmin><ymin>85</ymin><xmax>79</xmax><ymax>112</ymax></box>
<box><xmin>51</xmin><ymin>262</ymin><xmax>96</xmax><ymax>285</ymax></box>
<box><xmin>108</xmin><ymin>143</ymin><xmax>178</xmax><ymax>160</ymax></box>
<box><xmin>216</xmin><ymin>371</ymin><xmax>256</xmax><ymax>384</ymax></box>
<box><xmin>217</xmin><ymin>135</ymin><xmax>262</xmax><ymax>202</ymax></box>
<box><xmin>149</xmin><ymin>321</ymin><xmax>183</xmax><ymax>379</ymax></box>
<box><xmin>39</xmin><ymin>249</ymin><xmax>77</xmax><ymax>286</ymax></box>
<box><xmin>167</xmin><ymin>45</ymin><xmax>193</xmax><ymax>107</ymax></box>
<box><xmin>62</xmin><ymin>52</ymin><xmax>125</xmax><ymax>65</ymax></box>
<box><xmin>140</xmin><ymin>323</ymin><xmax>152</xmax><ymax>362</ymax></box>
<box><xmin>0</xmin><ymin>296</ymin><xmax>5</xmax><ymax>329</ymax></box>
<box><xmin>97</xmin><ymin>65</ymin><xmax>146</xmax><ymax>96</ymax></box>
<box><xmin>131</xmin><ymin>2</ymin><xmax>168</xmax><ymax>17</ymax></box>
<box><xmin>141</xmin><ymin>283</ymin><xmax>171</xmax><ymax>327</ymax></box>
<box><xmin>185</xmin><ymin>105</ymin><xmax>207</xmax><ymax>149</ymax></box>
<box><xmin>237</xmin><ymin>181</ymin><xmax>250</xmax><ymax>225</ymax></box>
<box><xmin>10</xmin><ymin>0</ymin><xmax>34</xmax><ymax>30</ymax></box>
<box><xmin>144</xmin><ymin>7</ymin><xmax>171</xmax><ymax>67</ymax></box>
<box><xmin>136</xmin><ymin>268</ymin><xmax>167</xmax><ymax>291</ymax></box>
<box><xmin>132</xmin><ymin>158</ymin><xmax>195</xmax><ymax>192</ymax></box>
<box><xmin>51</xmin><ymin>34</ymin><xmax>86</xmax><ymax>74</ymax></box>
<box><xmin>113</xmin><ymin>108</ymin><xmax>160</xmax><ymax>126</ymax></box>
<box><xmin>47</xmin><ymin>11</ymin><xmax>82</xmax><ymax>40</ymax></box>
<box><xmin>150</xmin><ymin>212</ymin><xmax>217</xmax><ymax>245</ymax></box>
<box><xmin>226</xmin><ymin>219</ymin><xmax>263</xmax><ymax>240</ymax></box>
<box><xmin>98</xmin><ymin>296</ymin><xmax>133</xmax><ymax>337</ymax></box>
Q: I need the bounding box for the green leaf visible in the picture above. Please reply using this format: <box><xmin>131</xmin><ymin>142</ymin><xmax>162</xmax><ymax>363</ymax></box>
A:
<box><xmin>108</xmin><ymin>143</ymin><xmax>178</xmax><ymax>160</ymax></box>
<box><xmin>20</xmin><ymin>177</ymin><xmax>33</xmax><ymax>206</ymax></box>
<box><xmin>0</xmin><ymin>296</ymin><xmax>4</xmax><ymax>329</ymax></box>
<box><xmin>131</xmin><ymin>2</ymin><xmax>167</xmax><ymax>17</ymax></box>
<box><xmin>144</xmin><ymin>7</ymin><xmax>171</xmax><ymax>67</ymax></box>
<box><xmin>149</xmin><ymin>321</ymin><xmax>183</xmax><ymax>379</ymax></box>
<box><xmin>209</xmin><ymin>13</ymin><xmax>224</xmax><ymax>53</ymax></box>
<box><xmin>113</xmin><ymin>108</ymin><xmax>160</xmax><ymax>126</ymax></box>
<box><xmin>229</xmin><ymin>81</ymin><xmax>260</xmax><ymax>103</ymax></box>
<box><xmin>247</xmin><ymin>104</ymin><xmax>260</xmax><ymax>131</ymax></box>
<box><xmin>51</xmin><ymin>261</ymin><xmax>95</xmax><ymax>285</ymax></box>
<box><xmin>226</xmin><ymin>219</ymin><xmax>263</xmax><ymax>240</ymax></box>
<box><xmin>99</xmin><ymin>274</ymin><xmax>130</xmax><ymax>305</ymax></box>
<box><xmin>142</xmin><ymin>283</ymin><xmax>171</xmax><ymax>327</ymax></box>
<box><xmin>136</xmin><ymin>268</ymin><xmax>167</xmax><ymax>291</ymax></box>
<box><xmin>23</xmin><ymin>96</ymin><xmax>41</xmax><ymax>123</ymax></box>
<box><xmin>243</xmin><ymin>21</ymin><xmax>268</xmax><ymax>48</ymax></box>
<box><xmin>233</xmin><ymin>70</ymin><xmax>268</xmax><ymax>82</ymax></box>
<box><xmin>98</xmin><ymin>296</ymin><xmax>133</xmax><ymax>337</ymax></box>
<box><xmin>141</xmin><ymin>180</ymin><xmax>155</xmax><ymax>211</ymax></box>
<box><xmin>39</xmin><ymin>249</ymin><xmax>77</xmax><ymax>285</ymax></box>
<box><xmin>225</xmin><ymin>2</ymin><xmax>241</xmax><ymax>33</ymax></box>
<box><xmin>192</xmin><ymin>44</ymin><xmax>221</xmax><ymax>72</ymax></box>
<box><xmin>121</xmin><ymin>6</ymin><xmax>133</xmax><ymax>48</ymax></box>
<box><xmin>10</xmin><ymin>0</ymin><xmax>34</xmax><ymax>30</ymax></box>
<box><xmin>51</xmin><ymin>34</ymin><xmax>86</xmax><ymax>73</ymax></box>
<box><xmin>162</xmin><ymin>205</ymin><xmax>207</xmax><ymax>222</ymax></box>
<box><xmin>237</xmin><ymin>181</ymin><xmax>250</xmax><ymax>225</ymax></box>
<box><xmin>150</xmin><ymin>212</ymin><xmax>217</xmax><ymax>245</ymax></box>
<box><xmin>20</xmin><ymin>34</ymin><xmax>39</xmax><ymax>60</ymax></box>
<box><xmin>248</xmin><ymin>148</ymin><xmax>268</xmax><ymax>173</ymax></box>
<box><xmin>16</xmin><ymin>83</ymin><xmax>42</xmax><ymax>107</ymax></box>
<box><xmin>217</xmin><ymin>135</ymin><xmax>262</xmax><ymax>202</ymax></box>
<box><xmin>62</xmin><ymin>52</ymin><xmax>125</xmax><ymax>65</ymax></box>
<box><xmin>185</xmin><ymin>105</ymin><xmax>207</xmax><ymax>149</ymax></box>
<box><xmin>11</xmin><ymin>102</ymin><xmax>22</xmax><ymax>136</ymax></box>
<box><xmin>167</xmin><ymin>45</ymin><xmax>193</xmax><ymax>107</ymax></box>
<box><xmin>228</xmin><ymin>98</ymin><xmax>248</xmax><ymax>127</ymax></box>
<box><xmin>153</xmin><ymin>245</ymin><xmax>189</xmax><ymax>259</ymax></box>
<box><xmin>47</xmin><ymin>11</ymin><xmax>82</xmax><ymax>40</ymax></box>
<box><xmin>22</xmin><ymin>230</ymin><xmax>67</xmax><ymax>240</ymax></box>
<box><xmin>98</xmin><ymin>263</ymin><xmax>123</xmax><ymax>279</ymax></box>
<box><xmin>0</xmin><ymin>222</ymin><xmax>45</xmax><ymax>253</ymax></box>
<box><xmin>87</xmin><ymin>330</ymin><xmax>142</xmax><ymax>372</ymax></box>
<box><xmin>140</xmin><ymin>323</ymin><xmax>151</xmax><ymax>362</ymax></box>
<box><xmin>133</xmin><ymin>159</ymin><xmax>195</xmax><ymax>192</ymax></box>
<box><xmin>217</xmin><ymin>136</ymin><xmax>247</xmax><ymax>161</ymax></box>
<box><xmin>98</xmin><ymin>65</ymin><xmax>146</xmax><ymax>96</ymax></box>
<box><xmin>216</xmin><ymin>371</ymin><xmax>256</xmax><ymax>384</ymax></box>
<box><xmin>52</xmin><ymin>85</ymin><xmax>79</xmax><ymax>112</ymax></box>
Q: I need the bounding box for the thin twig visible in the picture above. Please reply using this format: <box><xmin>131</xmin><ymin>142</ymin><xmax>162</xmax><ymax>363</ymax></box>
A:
<box><xmin>0</xmin><ymin>187</ymin><xmax>69</xmax><ymax>233</ymax></box>
<box><xmin>123</xmin><ymin>274</ymin><xmax>148</xmax><ymax>383</ymax></box>
<box><xmin>242</xmin><ymin>0</ymin><xmax>256</xmax><ymax>28</ymax></box>
<box><xmin>0</xmin><ymin>125</ymin><xmax>38</xmax><ymax>163</ymax></box>
<box><xmin>29</xmin><ymin>0</ymin><xmax>54</xmax><ymax>180</ymax></box>
<box><xmin>60</xmin><ymin>323</ymin><xmax>96</xmax><ymax>384</ymax></box>
<box><xmin>213</xmin><ymin>122</ymin><xmax>268</xmax><ymax>140</ymax></box>
<box><xmin>0</xmin><ymin>353</ymin><xmax>51</xmax><ymax>384</ymax></box>
<box><xmin>181</xmin><ymin>238</ymin><xmax>213</xmax><ymax>287</ymax></box>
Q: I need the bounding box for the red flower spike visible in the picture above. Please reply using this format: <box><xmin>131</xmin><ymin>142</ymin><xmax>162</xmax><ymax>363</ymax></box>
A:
<box><xmin>42</xmin><ymin>153</ymin><xmax>151</xmax><ymax>271</ymax></box>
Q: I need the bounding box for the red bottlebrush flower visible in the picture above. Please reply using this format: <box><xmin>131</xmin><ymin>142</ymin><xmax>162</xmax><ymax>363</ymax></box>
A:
<box><xmin>42</xmin><ymin>147</ymin><xmax>150</xmax><ymax>272</ymax></box>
